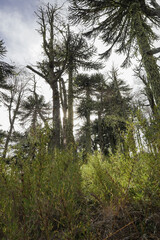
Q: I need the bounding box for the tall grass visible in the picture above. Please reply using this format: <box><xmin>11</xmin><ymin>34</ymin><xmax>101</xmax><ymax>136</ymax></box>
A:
<box><xmin>0</xmin><ymin>114</ymin><xmax>160</xmax><ymax>239</ymax></box>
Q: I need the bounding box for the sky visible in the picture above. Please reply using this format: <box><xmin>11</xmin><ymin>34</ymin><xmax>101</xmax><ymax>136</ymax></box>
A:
<box><xmin>0</xmin><ymin>0</ymin><xmax>67</xmax><ymax>130</ymax></box>
<box><xmin>0</xmin><ymin>0</ymin><xmax>160</xmax><ymax>131</ymax></box>
<box><xmin>0</xmin><ymin>0</ymin><xmax>67</xmax><ymax>65</ymax></box>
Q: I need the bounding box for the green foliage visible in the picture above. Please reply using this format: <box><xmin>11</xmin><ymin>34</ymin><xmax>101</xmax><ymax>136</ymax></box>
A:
<box><xmin>81</xmin><ymin>153</ymin><xmax>120</xmax><ymax>203</ymax></box>
<box><xmin>0</xmin><ymin>127</ymin><xmax>90</xmax><ymax>240</ymax></box>
<box><xmin>1</xmin><ymin>1</ymin><xmax>160</xmax><ymax>238</ymax></box>
<box><xmin>0</xmin><ymin>39</ymin><xmax>14</xmax><ymax>91</ymax></box>
<box><xmin>106</xmin><ymin>118</ymin><xmax>160</xmax><ymax>206</ymax></box>
<box><xmin>69</xmin><ymin>0</ymin><xmax>159</xmax><ymax>62</ymax></box>
<box><xmin>80</xmin><ymin>115</ymin><xmax>160</xmax><ymax>238</ymax></box>
<box><xmin>20</xmin><ymin>92</ymin><xmax>51</xmax><ymax>129</ymax></box>
<box><xmin>0</xmin><ymin>111</ymin><xmax>160</xmax><ymax>239</ymax></box>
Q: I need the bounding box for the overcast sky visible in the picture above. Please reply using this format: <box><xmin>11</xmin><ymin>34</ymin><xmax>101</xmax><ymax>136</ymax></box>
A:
<box><xmin>0</xmin><ymin>0</ymin><xmax>160</xmax><ymax>131</ymax></box>
<box><xmin>0</xmin><ymin>0</ymin><xmax>67</xmax><ymax>64</ymax></box>
<box><xmin>0</xmin><ymin>0</ymin><xmax>68</xmax><ymax>130</ymax></box>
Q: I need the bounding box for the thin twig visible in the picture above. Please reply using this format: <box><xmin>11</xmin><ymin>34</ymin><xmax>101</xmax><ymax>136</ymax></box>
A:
<box><xmin>103</xmin><ymin>221</ymin><xmax>134</xmax><ymax>240</ymax></box>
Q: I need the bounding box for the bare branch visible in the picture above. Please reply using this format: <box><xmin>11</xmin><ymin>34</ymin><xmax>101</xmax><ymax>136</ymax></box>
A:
<box><xmin>150</xmin><ymin>0</ymin><xmax>160</xmax><ymax>9</ymax></box>
<box><xmin>149</xmin><ymin>0</ymin><xmax>160</xmax><ymax>18</ymax></box>
<box><xmin>26</xmin><ymin>65</ymin><xmax>45</xmax><ymax>79</ymax></box>
<box><xmin>147</xmin><ymin>47</ymin><xmax>160</xmax><ymax>55</ymax></box>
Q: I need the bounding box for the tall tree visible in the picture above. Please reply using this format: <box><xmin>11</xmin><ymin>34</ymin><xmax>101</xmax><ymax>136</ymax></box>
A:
<box><xmin>0</xmin><ymin>39</ymin><xmax>14</xmax><ymax>96</ymax></box>
<box><xmin>91</xmin><ymin>69</ymin><xmax>132</xmax><ymax>154</ymax></box>
<box><xmin>69</xmin><ymin>0</ymin><xmax>160</xmax><ymax>111</ymax></box>
<box><xmin>107</xmin><ymin>66</ymin><xmax>132</xmax><ymax>118</ymax></box>
<box><xmin>134</xmin><ymin>64</ymin><xmax>156</xmax><ymax>115</ymax></box>
<box><xmin>92</xmin><ymin>73</ymin><xmax>108</xmax><ymax>152</ymax></box>
<box><xmin>20</xmin><ymin>80</ymin><xmax>51</xmax><ymax>132</ymax></box>
<box><xmin>75</xmin><ymin>73</ymin><xmax>102</xmax><ymax>153</ymax></box>
<box><xmin>59</xmin><ymin>77</ymin><xmax>68</xmax><ymax>147</ymax></box>
<box><xmin>66</xmin><ymin>27</ymin><xmax>102</xmax><ymax>145</ymax></box>
<box><xmin>2</xmin><ymin>70</ymin><xmax>28</xmax><ymax>158</ymax></box>
<box><xmin>27</xmin><ymin>3</ymin><xmax>68</xmax><ymax>149</ymax></box>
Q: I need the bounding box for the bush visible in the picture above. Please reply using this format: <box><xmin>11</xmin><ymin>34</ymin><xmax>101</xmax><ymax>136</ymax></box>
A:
<box><xmin>0</xmin><ymin>128</ymin><xmax>90</xmax><ymax>240</ymax></box>
<box><xmin>0</xmin><ymin>114</ymin><xmax>160</xmax><ymax>239</ymax></box>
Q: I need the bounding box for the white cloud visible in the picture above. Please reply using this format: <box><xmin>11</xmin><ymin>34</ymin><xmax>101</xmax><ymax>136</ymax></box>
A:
<box><xmin>0</xmin><ymin>7</ymin><xmax>42</xmax><ymax>66</ymax></box>
<box><xmin>1</xmin><ymin>0</ymin><xmax>159</xmax><ymax>131</ymax></box>
<box><xmin>0</xmin><ymin>5</ymin><xmax>52</xmax><ymax>130</ymax></box>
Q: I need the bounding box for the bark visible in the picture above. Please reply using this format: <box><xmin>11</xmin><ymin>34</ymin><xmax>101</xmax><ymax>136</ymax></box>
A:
<box><xmin>26</xmin><ymin>66</ymin><xmax>45</xmax><ymax>79</ymax></box>
<box><xmin>109</xmin><ymin>132</ymin><xmax>116</xmax><ymax>153</ymax></box>
<box><xmin>27</xmin><ymin>64</ymin><xmax>62</xmax><ymax>150</ymax></box>
<box><xmin>50</xmin><ymin>79</ymin><xmax>61</xmax><ymax>149</ymax></box>
<box><xmin>141</xmin><ymin>75</ymin><xmax>156</xmax><ymax>114</ymax></box>
<box><xmin>28</xmin><ymin>4</ymin><xmax>68</xmax><ymax>151</ymax></box>
<box><xmin>146</xmin><ymin>87</ymin><xmax>156</xmax><ymax>114</ymax></box>
<box><xmin>85</xmin><ymin>87</ymin><xmax>91</xmax><ymax>153</ymax></box>
<box><xmin>150</xmin><ymin>0</ymin><xmax>160</xmax><ymax>18</ymax></box>
<box><xmin>133</xmin><ymin>5</ymin><xmax>160</xmax><ymax>109</ymax></box>
<box><xmin>67</xmin><ymin>65</ymin><xmax>74</xmax><ymax>145</ymax></box>
<box><xmin>147</xmin><ymin>47</ymin><xmax>160</xmax><ymax>55</ymax></box>
<box><xmin>98</xmin><ymin>110</ymin><xmax>103</xmax><ymax>151</ymax></box>
<box><xmin>97</xmin><ymin>86</ymin><xmax>104</xmax><ymax>152</ymax></box>
<box><xmin>59</xmin><ymin>78</ymin><xmax>68</xmax><ymax>147</ymax></box>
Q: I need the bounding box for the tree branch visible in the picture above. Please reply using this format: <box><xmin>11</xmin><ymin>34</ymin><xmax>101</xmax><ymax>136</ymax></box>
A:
<box><xmin>149</xmin><ymin>0</ymin><xmax>160</xmax><ymax>18</ymax></box>
<box><xmin>26</xmin><ymin>65</ymin><xmax>45</xmax><ymax>79</ymax></box>
<box><xmin>150</xmin><ymin>0</ymin><xmax>160</xmax><ymax>9</ymax></box>
<box><xmin>147</xmin><ymin>47</ymin><xmax>160</xmax><ymax>55</ymax></box>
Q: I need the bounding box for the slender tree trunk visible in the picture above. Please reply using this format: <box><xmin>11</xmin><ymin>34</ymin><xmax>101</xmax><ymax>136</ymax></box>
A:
<box><xmin>134</xmin><ymin>4</ymin><xmax>160</xmax><ymax>109</ymax></box>
<box><xmin>3</xmin><ymin>94</ymin><xmax>21</xmax><ymax>158</ymax></box>
<box><xmin>145</xmin><ymin>85</ymin><xmax>156</xmax><ymax>115</ymax></box>
<box><xmin>98</xmin><ymin>86</ymin><xmax>105</xmax><ymax>152</ymax></box>
<box><xmin>98</xmin><ymin>110</ymin><xmax>103</xmax><ymax>152</ymax></box>
<box><xmin>67</xmin><ymin>66</ymin><xmax>74</xmax><ymax>144</ymax></box>
<box><xmin>109</xmin><ymin>130</ymin><xmax>116</xmax><ymax>154</ymax></box>
<box><xmin>136</xmin><ymin>72</ymin><xmax>156</xmax><ymax>115</ymax></box>
<box><xmin>85</xmin><ymin>88</ymin><xmax>91</xmax><ymax>153</ymax></box>
<box><xmin>86</xmin><ymin>113</ymin><xmax>91</xmax><ymax>153</ymax></box>
<box><xmin>97</xmin><ymin>88</ymin><xmax>103</xmax><ymax>151</ymax></box>
<box><xmin>50</xmin><ymin>80</ymin><xmax>61</xmax><ymax>149</ymax></box>
<box><xmin>59</xmin><ymin>78</ymin><xmax>68</xmax><ymax>147</ymax></box>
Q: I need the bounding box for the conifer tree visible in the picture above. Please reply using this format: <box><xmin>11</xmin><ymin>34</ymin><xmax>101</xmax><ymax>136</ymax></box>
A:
<box><xmin>91</xmin><ymin>69</ymin><xmax>132</xmax><ymax>154</ymax></box>
<box><xmin>66</xmin><ymin>27</ymin><xmax>102</xmax><ymax>145</ymax></box>
<box><xmin>0</xmin><ymin>39</ymin><xmax>14</xmax><ymax>94</ymax></box>
<box><xmin>75</xmin><ymin>73</ymin><xmax>103</xmax><ymax>153</ymax></box>
<box><xmin>27</xmin><ymin>3</ymin><xmax>68</xmax><ymax>149</ymax></box>
<box><xmin>2</xmin><ymin>70</ymin><xmax>28</xmax><ymax>158</ymax></box>
<box><xmin>69</xmin><ymin>0</ymin><xmax>160</xmax><ymax>111</ymax></box>
<box><xmin>20</xmin><ymin>80</ymin><xmax>51</xmax><ymax>132</ymax></box>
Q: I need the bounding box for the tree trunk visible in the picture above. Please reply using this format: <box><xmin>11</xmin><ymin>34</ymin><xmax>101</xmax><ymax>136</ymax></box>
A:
<box><xmin>98</xmin><ymin>110</ymin><xmax>103</xmax><ymax>152</ymax></box>
<box><xmin>50</xmin><ymin>80</ymin><xmax>61</xmax><ymax>150</ymax></box>
<box><xmin>59</xmin><ymin>78</ymin><xmax>68</xmax><ymax>147</ymax></box>
<box><xmin>85</xmin><ymin>88</ymin><xmax>91</xmax><ymax>153</ymax></box>
<box><xmin>145</xmin><ymin>85</ymin><xmax>156</xmax><ymax>115</ymax></box>
<box><xmin>3</xmin><ymin>93</ymin><xmax>21</xmax><ymax>158</ymax></box>
<box><xmin>67</xmin><ymin>66</ymin><xmax>74</xmax><ymax>145</ymax></box>
<box><xmin>134</xmin><ymin>5</ymin><xmax>160</xmax><ymax>109</ymax></box>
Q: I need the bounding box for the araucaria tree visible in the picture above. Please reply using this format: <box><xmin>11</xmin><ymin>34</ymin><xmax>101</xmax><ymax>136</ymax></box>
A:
<box><xmin>20</xmin><ymin>80</ymin><xmax>51</xmax><ymax>132</ymax></box>
<box><xmin>69</xmin><ymin>0</ymin><xmax>160</xmax><ymax>112</ymax></box>
<box><xmin>2</xmin><ymin>69</ymin><xmax>28</xmax><ymax>158</ymax></box>
<box><xmin>27</xmin><ymin>3</ymin><xmax>68</xmax><ymax>149</ymax></box>
<box><xmin>75</xmin><ymin>73</ymin><xmax>104</xmax><ymax>154</ymax></box>
<box><xmin>0</xmin><ymin>39</ymin><xmax>14</xmax><ymax>95</ymax></box>
<box><xmin>66</xmin><ymin>28</ymin><xmax>102</xmax><ymax>145</ymax></box>
<box><xmin>75</xmin><ymin>74</ymin><xmax>94</xmax><ymax>153</ymax></box>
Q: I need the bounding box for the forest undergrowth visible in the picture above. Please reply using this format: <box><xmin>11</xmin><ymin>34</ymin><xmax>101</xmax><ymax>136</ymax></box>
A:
<box><xmin>1</xmin><ymin>1</ymin><xmax>160</xmax><ymax>239</ymax></box>
<box><xmin>0</xmin><ymin>112</ymin><xmax>160</xmax><ymax>240</ymax></box>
